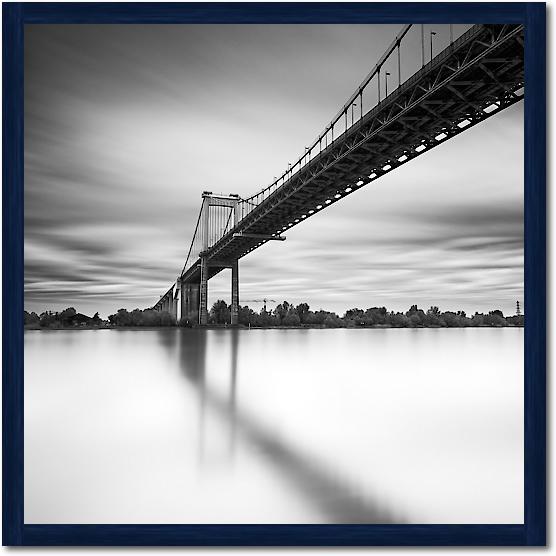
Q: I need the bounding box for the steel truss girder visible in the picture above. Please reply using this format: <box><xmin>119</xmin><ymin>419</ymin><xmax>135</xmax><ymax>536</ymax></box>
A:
<box><xmin>180</xmin><ymin>23</ymin><xmax>523</xmax><ymax>279</ymax></box>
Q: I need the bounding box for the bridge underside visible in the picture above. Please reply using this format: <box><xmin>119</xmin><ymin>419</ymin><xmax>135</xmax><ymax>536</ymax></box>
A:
<box><xmin>156</xmin><ymin>23</ymin><xmax>524</xmax><ymax>325</ymax></box>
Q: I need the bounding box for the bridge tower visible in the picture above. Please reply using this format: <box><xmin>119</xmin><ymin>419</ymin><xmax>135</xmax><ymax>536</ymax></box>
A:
<box><xmin>180</xmin><ymin>192</ymin><xmax>241</xmax><ymax>326</ymax></box>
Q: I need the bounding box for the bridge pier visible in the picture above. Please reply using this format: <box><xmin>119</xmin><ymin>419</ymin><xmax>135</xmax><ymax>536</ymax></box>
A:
<box><xmin>190</xmin><ymin>284</ymin><xmax>200</xmax><ymax>323</ymax></box>
<box><xmin>169</xmin><ymin>292</ymin><xmax>177</xmax><ymax>321</ymax></box>
<box><xmin>179</xmin><ymin>280</ymin><xmax>200</xmax><ymax>324</ymax></box>
<box><xmin>199</xmin><ymin>256</ymin><xmax>209</xmax><ymax>325</ymax></box>
<box><xmin>175</xmin><ymin>288</ymin><xmax>180</xmax><ymax>320</ymax></box>
<box><xmin>179</xmin><ymin>283</ymin><xmax>186</xmax><ymax>320</ymax></box>
<box><xmin>174</xmin><ymin>283</ymin><xmax>180</xmax><ymax>321</ymax></box>
<box><xmin>231</xmin><ymin>260</ymin><xmax>239</xmax><ymax>326</ymax></box>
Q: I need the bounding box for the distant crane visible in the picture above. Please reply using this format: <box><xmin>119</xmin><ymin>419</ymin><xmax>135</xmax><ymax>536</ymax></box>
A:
<box><xmin>242</xmin><ymin>298</ymin><xmax>276</xmax><ymax>312</ymax></box>
<box><xmin>516</xmin><ymin>300</ymin><xmax>521</xmax><ymax>316</ymax></box>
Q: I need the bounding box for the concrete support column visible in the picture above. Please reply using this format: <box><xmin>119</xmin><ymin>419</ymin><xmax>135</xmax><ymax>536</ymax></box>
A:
<box><xmin>231</xmin><ymin>260</ymin><xmax>239</xmax><ymax>325</ymax></box>
<box><xmin>175</xmin><ymin>284</ymin><xmax>181</xmax><ymax>322</ymax></box>
<box><xmin>185</xmin><ymin>284</ymin><xmax>192</xmax><ymax>319</ymax></box>
<box><xmin>170</xmin><ymin>295</ymin><xmax>177</xmax><ymax>321</ymax></box>
<box><xmin>178</xmin><ymin>280</ymin><xmax>202</xmax><ymax>324</ymax></box>
<box><xmin>180</xmin><ymin>280</ymin><xmax>187</xmax><ymax>322</ymax></box>
<box><xmin>190</xmin><ymin>283</ymin><xmax>200</xmax><ymax>323</ymax></box>
<box><xmin>199</xmin><ymin>256</ymin><xmax>209</xmax><ymax>325</ymax></box>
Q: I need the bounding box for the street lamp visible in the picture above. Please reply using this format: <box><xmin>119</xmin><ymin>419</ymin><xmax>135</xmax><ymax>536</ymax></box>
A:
<box><xmin>385</xmin><ymin>72</ymin><xmax>391</xmax><ymax>97</ymax></box>
<box><xmin>351</xmin><ymin>103</ymin><xmax>357</xmax><ymax>126</ymax></box>
<box><xmin>430</xmin><ymin>31</ymin><xmax>437</xmax><ymax>62</ymax></box>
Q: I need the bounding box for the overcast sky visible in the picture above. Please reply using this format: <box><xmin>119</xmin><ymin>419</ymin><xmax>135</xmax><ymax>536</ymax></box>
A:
<box><xmin>24</xmin><ymin>24</ymin><xmax>523</xmax><ymax>318</ymax></box>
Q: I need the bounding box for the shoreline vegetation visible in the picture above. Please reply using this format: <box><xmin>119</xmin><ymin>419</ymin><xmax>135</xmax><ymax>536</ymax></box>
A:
<box><xmin>25</xmin><ymin>301</ymin><xmax>524</xmax><ymax>330</ymax></box>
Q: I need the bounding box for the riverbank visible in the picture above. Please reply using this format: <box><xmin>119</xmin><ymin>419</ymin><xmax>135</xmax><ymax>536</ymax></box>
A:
<box><xmin>25</xmin><ymin>323</ymin><xmax>524</xmax><ymax>331</ymax></box>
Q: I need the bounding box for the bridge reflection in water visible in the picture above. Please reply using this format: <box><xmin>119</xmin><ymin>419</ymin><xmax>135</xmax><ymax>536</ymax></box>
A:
<box><xmin>24</xmin><ymin>328</ymin><xmax>523</xmax><ymax>523</ymax></box>
<box><xmin>155</xmin><ymin>329</ymin><xmax>404</xmax><ymax>524</ymax></box>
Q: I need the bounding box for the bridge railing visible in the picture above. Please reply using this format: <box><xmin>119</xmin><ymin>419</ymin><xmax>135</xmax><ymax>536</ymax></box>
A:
<box><xmin>236</xmin><ymin>23</ymin><xmax>474</xmax><ymax>222</ymax></box>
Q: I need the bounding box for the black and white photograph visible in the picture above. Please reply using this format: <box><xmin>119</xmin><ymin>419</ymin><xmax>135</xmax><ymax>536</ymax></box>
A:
<box><xmin>24</xmin><ymin>20</ymin><xmax>525</xmax><ymax>525</ymax></box>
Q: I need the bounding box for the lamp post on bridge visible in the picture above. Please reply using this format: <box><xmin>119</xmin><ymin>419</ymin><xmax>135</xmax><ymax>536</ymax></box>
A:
<box><xmin>430</xmin><ymin>31</ymin><xmax>437</xmax><ymax>62</ymax></box>
<box><xmin>385</xmin><ymin>72</ymin><xmax>391</xmax><ymax>97</ymax></box>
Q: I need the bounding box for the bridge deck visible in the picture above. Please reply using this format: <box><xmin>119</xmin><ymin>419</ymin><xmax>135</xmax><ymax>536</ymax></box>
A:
<box><xmin>178</xmin><ymin>23</ymin><xmax>523</xmax><ymax>285</ymax></box>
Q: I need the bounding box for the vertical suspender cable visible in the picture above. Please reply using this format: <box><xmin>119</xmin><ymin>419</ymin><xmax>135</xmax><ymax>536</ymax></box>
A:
<box><xmin>397</xmin><ymin>42</ymin><xmax>401</xmax><ymax>87</ymax></box>
<box><xmin>421</xmin><ymin>24</ymin><xmax>425</xmax><ymax>67</ymax></box>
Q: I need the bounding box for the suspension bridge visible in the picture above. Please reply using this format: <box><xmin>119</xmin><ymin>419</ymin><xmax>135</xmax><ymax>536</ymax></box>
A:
<box><xmin>152</xmin><ymin>23</ymin><xmax>524</xmax><ymax>325</ymax></box>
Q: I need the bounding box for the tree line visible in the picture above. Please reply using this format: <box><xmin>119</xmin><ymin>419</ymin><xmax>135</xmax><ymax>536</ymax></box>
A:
<box><xmin>24</xmin><ymin>307</ymin><xmax>177</xmax><ymax>328</ymax></box>
<box><xmin>107</xmin><ymin>308</ymin><xmax>175</xmax><ymax>327</ymax></box>
<box><xmin>24</xmin><ymin>308</ymin><xmax>104</xmax><ymax>329</ymax></box>
<box><xmin>25</xmin><ymin>302</ymin><xmax>524</xmax><ymax>329</ymax></box>
<box><xmin>201</xmin><ymin>300</ymin><xmax>524</xmax><ymax>328</ymax></box>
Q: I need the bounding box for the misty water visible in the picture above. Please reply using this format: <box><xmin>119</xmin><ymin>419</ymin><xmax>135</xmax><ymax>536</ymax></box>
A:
<box><xmin>24</xmin><ymin>328</ymin><xmax>523</xmax><ymax>524</ymax></box>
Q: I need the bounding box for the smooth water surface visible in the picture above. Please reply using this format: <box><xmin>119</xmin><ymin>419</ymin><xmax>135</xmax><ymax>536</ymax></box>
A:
<box><xmin>25</xmin><ymin>328</ymin><xmax>523</xmax><ymax>524</ymax></box>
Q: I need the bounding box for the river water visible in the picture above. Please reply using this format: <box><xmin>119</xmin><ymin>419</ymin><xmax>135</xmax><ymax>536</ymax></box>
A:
<box><xmin>24</xmin><ymin>328</ymin><xmax>523</xmax><ymax>524</ymax></box>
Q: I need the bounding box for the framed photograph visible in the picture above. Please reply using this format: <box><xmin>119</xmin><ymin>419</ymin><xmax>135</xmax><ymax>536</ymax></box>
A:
<box><xmin>3</xmin><ymin>2</ymin><xmax>546</xmax><ymax>546</ymax></box>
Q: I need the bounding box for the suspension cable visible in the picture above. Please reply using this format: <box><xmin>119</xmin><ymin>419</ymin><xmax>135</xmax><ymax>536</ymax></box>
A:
<box><xmin>181</xmin><ymin>204</ymin><xmax>204</xmax><ymax>275</ymax></box>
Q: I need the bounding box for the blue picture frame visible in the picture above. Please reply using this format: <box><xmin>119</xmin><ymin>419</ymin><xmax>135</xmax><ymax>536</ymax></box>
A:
<box><xmin>3</xmin><ymin>2</ymin><xmax>546</xmax><ymax>546</ymax></box>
